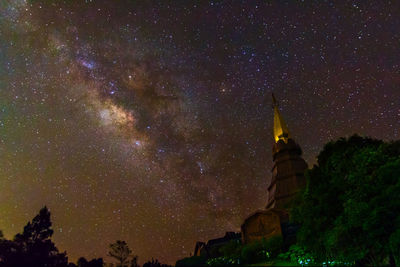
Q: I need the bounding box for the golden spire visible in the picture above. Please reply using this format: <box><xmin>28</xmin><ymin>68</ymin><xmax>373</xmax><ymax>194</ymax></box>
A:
<box><xmin>272</xmin><ymin>93</ymin><xmax>291</xmax><ymax>143</ymax></box>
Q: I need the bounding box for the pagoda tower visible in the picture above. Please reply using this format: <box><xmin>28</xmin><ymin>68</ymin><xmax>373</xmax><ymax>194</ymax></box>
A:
<box><xmin>266</xmin><ymin>94</ymin><xmax>308</xmax><ymax>209</ymax></box>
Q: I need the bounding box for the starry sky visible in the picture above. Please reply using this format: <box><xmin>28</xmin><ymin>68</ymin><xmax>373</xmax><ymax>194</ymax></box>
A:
<box><xmin>0</xmin><ymin>0</ymin><xmax>399</xmax><ymax>264</ymax></box>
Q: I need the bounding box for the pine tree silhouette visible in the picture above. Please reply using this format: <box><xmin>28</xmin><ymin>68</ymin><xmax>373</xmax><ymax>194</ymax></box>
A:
<box><xmin>0</xmin><ymin>206</ymin><xmax>68</xmax><ymax>267</ymax></box>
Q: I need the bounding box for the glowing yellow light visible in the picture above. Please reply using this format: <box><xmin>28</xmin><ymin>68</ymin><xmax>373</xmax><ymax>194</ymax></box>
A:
<box><xmin>272</xmin><ymin>94</ymin><xmax>291</xmax><ymax>143</ymax></box>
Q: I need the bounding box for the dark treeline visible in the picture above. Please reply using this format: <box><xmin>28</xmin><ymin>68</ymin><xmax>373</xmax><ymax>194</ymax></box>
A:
<box><xmin>290</xmin><ymin>135</ymin><xmax>400</xmax><ymax>266</ymax></box>
<box><xmin>176</xmin><ymin>135</ymin><xmax>400</xmax><ymax>267</ymax></box>
<box><xmin>0</xmin><ymin>207</ymin><xmax>171</xmax><ymax>267</ymax></box>
<box><xmin>2</xmin><ymin>135</ymin><xmax>399</xmax><ymax>266</ymax></box>
<box><xmin>0</xmin><ymin>207</ymin><xmax>68</xmax><ymax>267</ymax></box>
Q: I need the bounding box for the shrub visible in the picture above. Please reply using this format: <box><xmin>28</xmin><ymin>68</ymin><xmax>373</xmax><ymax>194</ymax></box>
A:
<box><xmin>206</xmin><ymin>256</ymin><xmax>240</xmax><ymax>266</ymax></box>
<box><xmin>218</xmin><ymin>240</ymin><xmax>242</xmax><ymax>259</ymax></box>
<box><xmin>175</xmin><ymin>255</ymin><xmax>207</xmax><ymax>267</ymax></box>
<box><xmin>264</xmin><ymin>235</ymin><xmax>284</xmax><ymax>258</ymax></box>
<box><xmin>278</xmin><ymin>244</ymin><xmax>315</xmax><ymax>265</ymax></box>
<box><xmin>241</xmin><ymin>236</ymin><xmax>283</xmax><ymax>264</ymax></box>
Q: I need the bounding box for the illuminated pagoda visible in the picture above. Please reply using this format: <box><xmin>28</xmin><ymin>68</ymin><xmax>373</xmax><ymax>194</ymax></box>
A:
<box><xmin>194</xmin><ymin>94</ymin><xmax>309</xmax><ymax>255</ymax></box>
<box><xmin>241</xmin><ymin>94</ymin><xmax>308</xmax><ymax>244</ymax></box>
<box><xmin>266</xmin><ymin>93</ymin><xmax>308</xmax><ymax>209</ymax></box>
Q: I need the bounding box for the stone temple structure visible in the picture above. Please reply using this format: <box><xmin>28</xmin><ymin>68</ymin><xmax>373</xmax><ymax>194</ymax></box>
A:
<box><xmin>241</xmin><ymin>94</ymin><xmax>307</xmax><ymax>244</ymax></box>
<box><xmin>194</xmin><ymin>232</ymin><xmax>241</xmax><ymax>258</ymax></box>
<box><xmin>266</xmin><ymin>93</ymin><xmax>308</xmax><ymax>209</ymax></box>
<box><xmin>193</xmin><ymin>94</ymin><xmax>308</xmax><ymax>256</ymax></box>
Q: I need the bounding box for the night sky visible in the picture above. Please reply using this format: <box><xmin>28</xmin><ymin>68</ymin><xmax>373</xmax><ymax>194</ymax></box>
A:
<box><xmin>0</xmin><ymin>0</ymin><xmax>399</xmax><ymax>264</ymax></box>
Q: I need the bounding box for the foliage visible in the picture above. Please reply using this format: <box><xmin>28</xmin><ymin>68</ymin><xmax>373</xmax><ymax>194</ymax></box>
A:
<box><xmin>218</xmin><ymin>239</ymin><xmax>242</xmax><ymax>259</ymax></box>
<box><xmin>206</xmin><ymin>256</ymin><xmax>240</xmax><ymax>266</ymax></box>
<box><xmin>108</xmin><ymin>240</ymin><xmax>133</xmax><ymax>267</ymax></box>
<box><xmin>240</xmin><ymin>240</ymin><xmax>264</xmax><ymax>264</ymax></box>
<box><xmin>77</xmin><ymin>257</ymin><xmax>89</xmax><ymax>266</ymax></box>
<box><xmin>142</xmin><ymin>258</ymin><xmax>171</xmax><ymax>267</ymax></box>
<box><xmin>241</xmin><ymin>236</ymin><xmax>283</xmax><ymax>264</ymax></box>
<box><xmin>15</xmin><ymin>206</ymin><xmax>54</xmax><ymax>244</ymax></box>
<box><xmin>130</xmin><ymin>255</ymin><xmax>139</xmax><ymax>267</ymax></box>
<box><xmin>177</xmin><ymin>236</ymin><xmax>284</xmax><ymax>266</ymax></box>
<box><xmin>175</xmin><ymin>255</ymin><xmax>207</xmax><ymax>267</ymax></box>
<box><xmin>388</xmin><ymin>228</ymin><xmax>400</xmax><ymax>266</ymax></box>
<box><xmin>292</xmin><ymin>135</ymin><xmax>400</xmax><ymax>266</ymax></box>
<box><xmin>0</xmin><ymin>206</ymin><xmax>68</xmax><ymax>267</ymax></box>
<box><xmin>278</xmin><ymin>245</ymin><xmax>316</xmax><ymax>266</ymax></box>
<box><xmin>264</xmin><ymin>235</ymin><xmax>284</xmax><ymax>258</ymax></box>
<box><xmin>75</xmin><ymin>257</ymin><xmax>104</xmax><ymax>267</ymax></box>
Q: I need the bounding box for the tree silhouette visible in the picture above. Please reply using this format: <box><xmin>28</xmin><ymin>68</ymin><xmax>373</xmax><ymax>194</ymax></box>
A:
<box><xmin>16</xmin><ymin>206</ymin><xmax>54</xmax><ymax>242</ymax></box>
<box><xmin>108</xmin><ymin>240</ymin><xmax>132</xmax><ymax>267</ymax></box>
<box><xmin>130</xmin><ymin>255</ymin><xmax>139</xmax><ymax>267</ymax></box>
<box><xmin>77</xmin><ymin>257</ymin><xmax>88</xmax><ymax>267</ymax></box>
<box><xmin>0</xmin><ymin>230</ymin><xmax>19</xmax><ymax>266</ymax></box>
<box><xmin>0</xmin><ymin>206</ymin><xmax>68</xmax><ymax>266</ymax></box>
<box><xmin>76</xmin><ymin>257</ymin><xmax>103</xmax><ymax>267</ymax></box>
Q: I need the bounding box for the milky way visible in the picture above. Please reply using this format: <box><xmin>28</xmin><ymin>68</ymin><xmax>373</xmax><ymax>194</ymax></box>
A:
<box><xmin>0</xmin><ymin>0</ymin><xmax>399</xmax><ymax>264</ymax></box>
